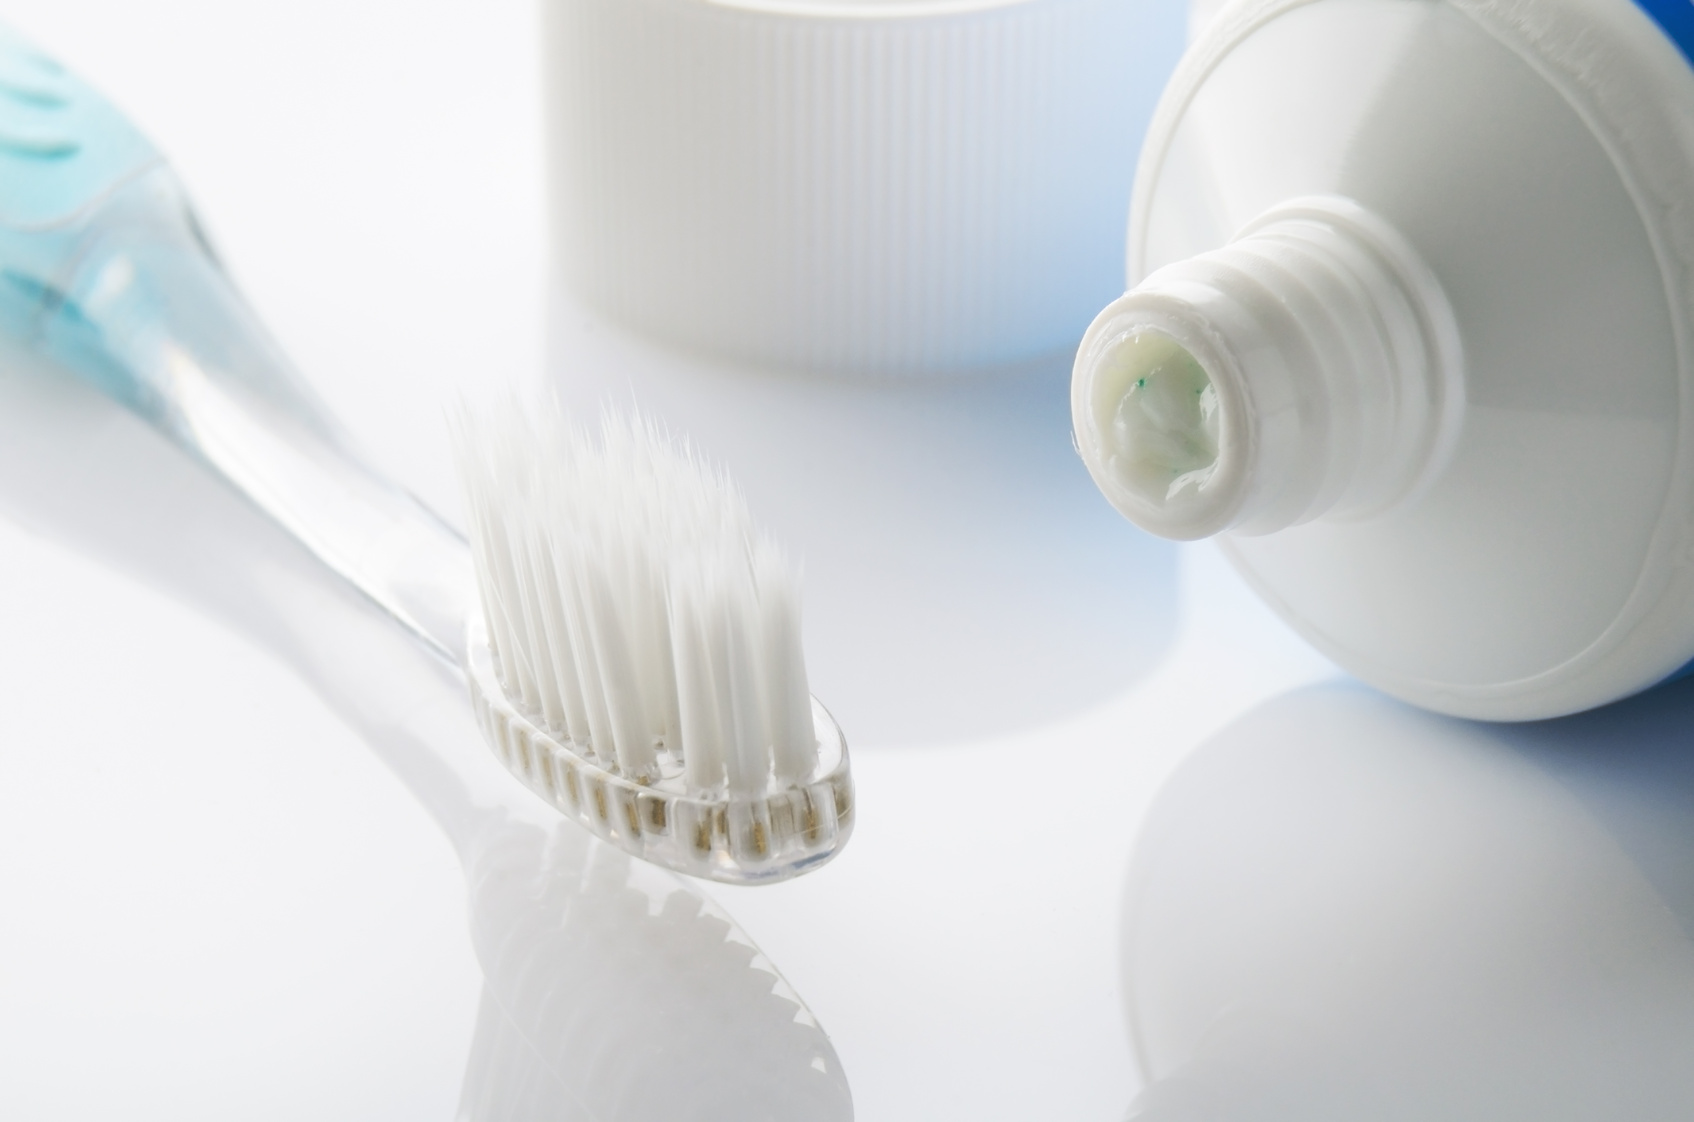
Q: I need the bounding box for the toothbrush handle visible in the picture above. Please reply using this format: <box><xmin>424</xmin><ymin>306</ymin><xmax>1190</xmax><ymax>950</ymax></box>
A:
<box><xmin>6</xmin><ymin>166</ymin><xmax>470</xmax><ymax>664</ymax></box>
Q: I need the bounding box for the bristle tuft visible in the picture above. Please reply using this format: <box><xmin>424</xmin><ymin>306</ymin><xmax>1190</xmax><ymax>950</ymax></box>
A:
<box><xmin>451</xmin><ymin>397</ymin><xmax>818</xmax><ymax>794</ymax></box>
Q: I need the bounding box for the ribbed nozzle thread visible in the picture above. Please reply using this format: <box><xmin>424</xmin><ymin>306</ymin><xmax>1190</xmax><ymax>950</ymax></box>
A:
<box><xmin>1072</xmin><ymin>196</ymin><xmax>1463</xmax><ymax>540</ymax></box>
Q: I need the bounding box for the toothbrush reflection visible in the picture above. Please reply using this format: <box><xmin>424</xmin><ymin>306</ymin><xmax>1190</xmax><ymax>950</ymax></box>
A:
<box><xmin>265</xmin><ymin>586</ymin><xmax>855</xmax><ymax>1122</ymax></box>
<box><xmin>456</xmin><ymin>813</ymin><xmax>848</xmax><ymax>1121</ymax></box>
<box><xmin>0</xmin><ymin>342</ymin><xmax>852</xmax><ymax>1120</ymax></box>
<box><xmin>1121</xmin><ymin>682</ymin><xmax>1694</xmax><ymax>1120</ymax></box>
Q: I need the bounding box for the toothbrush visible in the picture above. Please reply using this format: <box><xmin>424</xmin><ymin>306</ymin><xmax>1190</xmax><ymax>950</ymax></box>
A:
<box><xmin>0</xmin><ymin>25</ymin><xmax>852</xmax><ymax>884</ymax></box>
<box><xmin>0</xmin><ymin>349</ymin><xmax>854</xmax><ymax>1115</ymax></box>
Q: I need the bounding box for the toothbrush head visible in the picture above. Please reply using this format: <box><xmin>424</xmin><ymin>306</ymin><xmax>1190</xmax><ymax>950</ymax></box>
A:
<box><xmin>452</xmin><ymin>401</ymin><xmax>853</xmax><ymax>884</ymax></box>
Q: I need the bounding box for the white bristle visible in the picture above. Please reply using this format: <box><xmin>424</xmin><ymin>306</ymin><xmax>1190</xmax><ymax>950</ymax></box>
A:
<box><xmin>451</xmin><ymin>398</ymin><xmax>818</xmax><ymax>794</ymax></box>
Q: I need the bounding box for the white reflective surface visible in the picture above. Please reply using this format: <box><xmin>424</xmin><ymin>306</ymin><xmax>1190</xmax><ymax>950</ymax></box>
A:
<box><xmin>6</xmin><ymin>1</ymin><xmax>1691</xmax><ymax>1119</ymax></box>
<box><xmin>1124</xmin><ymin>682</ymin><xmax>1694</xmax><ymax>1120</ymax></box>
<box><xmin>0</xmin><ymin>325</ymin><xmax>1235</xmax><ymax>1120</ymax></box>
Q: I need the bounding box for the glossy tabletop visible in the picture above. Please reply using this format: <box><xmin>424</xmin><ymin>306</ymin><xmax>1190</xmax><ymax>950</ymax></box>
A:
<box><xmin>1</xmin><ymin>2</ymin><xmax>1691</xmax><ymax>1120</ymax></box>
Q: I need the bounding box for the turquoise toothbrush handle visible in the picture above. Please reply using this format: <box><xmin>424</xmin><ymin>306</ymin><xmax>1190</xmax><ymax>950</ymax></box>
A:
<box><xmin>0</xmin><ymin>28</ymin><xmax>469</xmax><ymax>663</ymax></box>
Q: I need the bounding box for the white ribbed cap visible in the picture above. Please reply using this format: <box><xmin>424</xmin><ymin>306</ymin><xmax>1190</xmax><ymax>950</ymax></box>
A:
<box><xmin>540</xmin><ymin>0</ymin><xmax>1182</xmax><ymax>376</ymax></box>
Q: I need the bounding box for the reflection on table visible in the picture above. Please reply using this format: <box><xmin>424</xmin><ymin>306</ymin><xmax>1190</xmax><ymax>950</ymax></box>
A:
<box><xmin>1122</xmin><ymin>681</ymin><xmax>1694</xmax><ymax>1120</ymax></box>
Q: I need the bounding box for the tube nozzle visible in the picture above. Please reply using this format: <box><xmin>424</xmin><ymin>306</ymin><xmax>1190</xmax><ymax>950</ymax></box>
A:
<box><xmin>1072</xmin><ymin>196</ymin><xmax>1464</xmax><ymax>541</ymax></box>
